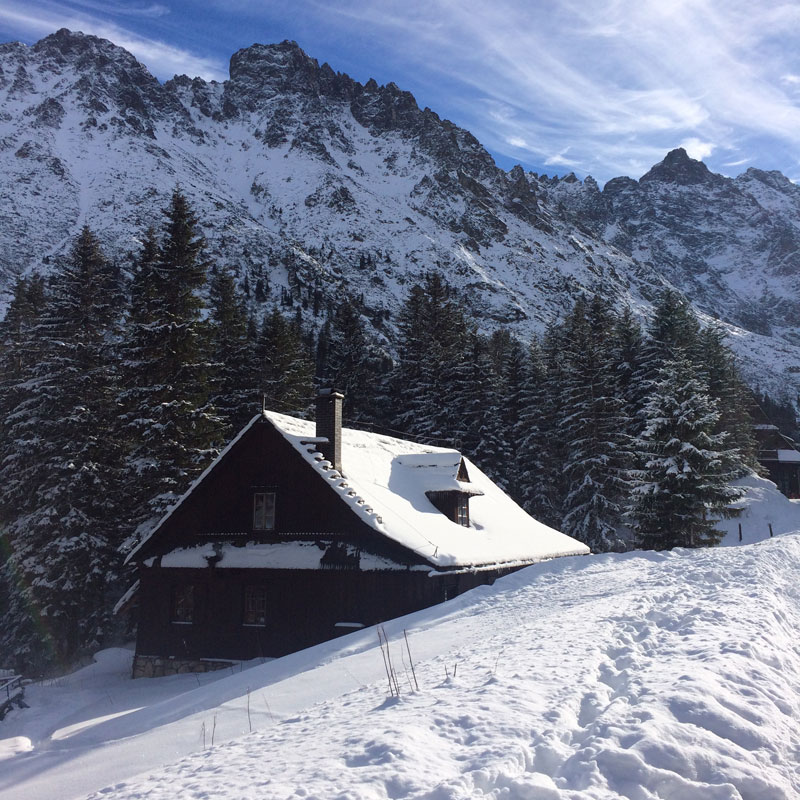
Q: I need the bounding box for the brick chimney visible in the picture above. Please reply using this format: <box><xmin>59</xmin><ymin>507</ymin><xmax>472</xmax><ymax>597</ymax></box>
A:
<box><xmin>315</xmin><ymin>388</ymin><xmax>344</xmax><ymax>472</ymax></box>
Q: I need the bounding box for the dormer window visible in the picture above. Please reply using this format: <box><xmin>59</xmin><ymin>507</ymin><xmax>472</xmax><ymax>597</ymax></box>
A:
<box><xmin>456</xmin><ymin>495</ymin><xmax>469</xmax><ymax>527</ymax></box>
<box><xmin>253</xmin><ymin>492</ymin><xmax>276</xmax><ymax>530</ymax></box>
<box><xmin>426</xmin><ymin>491</ymin><xmax>471</xmax><ymax>527</ymax></box>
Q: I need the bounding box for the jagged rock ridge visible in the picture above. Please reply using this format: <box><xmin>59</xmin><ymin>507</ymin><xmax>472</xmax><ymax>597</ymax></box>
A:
<box><xmin>1</xmin><ymin>30</ymin><xmax>799</xmax><ymax>399</ymax></box>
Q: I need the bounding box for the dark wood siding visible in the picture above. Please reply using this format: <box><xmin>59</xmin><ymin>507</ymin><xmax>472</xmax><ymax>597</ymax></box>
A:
<box><xmin>135</xmin><ymin>564</ymin><xmax>509</xmax><ymax>660</ymax></box>
<box><xmin>136</xmin><ymin>419</ymin><xmax>412</xmax><ymax>564</ymax></box>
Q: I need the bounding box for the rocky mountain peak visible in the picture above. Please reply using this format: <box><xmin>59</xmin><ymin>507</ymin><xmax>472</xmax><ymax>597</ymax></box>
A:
<box><xmin>226</xmin><ymin>39</ymin><xmax>355</xmax><ymax>107</ymax></box>
<box><xmin>31</xmin><ymin>28</ymin><xmax>155</xmax><ymax>83</ymax></box>
<box><xmin>639</xmin><ymin>147</ymin><xmax>720</xmax><ymax>187</ymax></box>
<box><xmin>738</xmin><ymin>167</ymin><xmax>798</xmax><ymax>195</ymax></box>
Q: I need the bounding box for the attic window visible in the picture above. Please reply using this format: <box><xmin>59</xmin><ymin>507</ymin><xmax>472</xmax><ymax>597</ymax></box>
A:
<box><xmin>253</xmin><ymin>492</ymin><xmax>276</xmax><ymax>530</ymax></box>
<box><xmin>426</xmin><ymin>490</ymin><xmax>471</xmax><ymax>527</ymax></box>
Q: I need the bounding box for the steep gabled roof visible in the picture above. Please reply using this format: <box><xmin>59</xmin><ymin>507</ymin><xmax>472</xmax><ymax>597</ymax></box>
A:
<box><xmin>128</xmin><ymin>410</ymin><xmax>589</xmax><ymax>569</ymax></box>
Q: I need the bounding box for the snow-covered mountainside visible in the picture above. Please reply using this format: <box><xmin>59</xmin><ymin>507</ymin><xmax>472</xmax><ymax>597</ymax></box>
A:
<box><xmin>1</xmin><ymin>30</ymin><xmax>799</xmax><ymax>397</ymax></box>
<box><xmin>2</xmin><ymin>480</ymin><xmax>800</xmax><ymax>798</ymax></box>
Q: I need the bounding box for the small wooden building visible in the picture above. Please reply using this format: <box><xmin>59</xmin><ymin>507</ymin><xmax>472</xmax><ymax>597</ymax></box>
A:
<box><xmin>754</xmin><ymin>423</ymin><xmax>800</xmax><ymax>499</ymax></box>
<box><xmin>126</xmin><ymin>391</ymin><xmax>588</xmax><ymax>677</ymax></box>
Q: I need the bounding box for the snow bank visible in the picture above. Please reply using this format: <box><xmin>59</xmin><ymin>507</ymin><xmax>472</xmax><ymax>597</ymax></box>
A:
<box><xmin>0</xmin><ymin>737</ymin><xmax>32</xmax><ymax>762</ymax></box>
<box><xmin>717</xmin><ymin>473</ymin><xmax>800</xmax><ymax>546</ymax></box>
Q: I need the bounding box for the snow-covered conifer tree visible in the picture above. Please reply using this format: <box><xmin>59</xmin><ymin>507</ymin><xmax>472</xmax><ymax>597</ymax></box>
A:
<box><xmin>207</xmin><ymin>266</ymin><xmax>257</xmax><ymax>431</ymax></box>
<box><xmin>558</xmin><ymin>296</ymin><xmax>629</xmax><ymax>552</ymax></box>
<box><xmin>255</xmin><ymin>306</ymin><xmax>313</xmax><ymax>414</ymax></box>
<box><xmin>119</xmin><ymin>191</ymin><xmax>222</xmax><ymax>545</ymax></box>
<box><xmin>629</xmin><ymin>356</ymin><xmax>741</xmax><ymax>550</ymax></box>
<box><xmin>0</xmin><ymin>227</ymin><xmax>124</xmax><ymax>670</ymax></box>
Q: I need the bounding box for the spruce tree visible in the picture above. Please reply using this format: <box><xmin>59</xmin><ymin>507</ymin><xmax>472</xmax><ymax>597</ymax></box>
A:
<box><xmin>392</xmin><ymin>273</ymin><xmax>472</xmax><ymax>445</ymax></box>
<box><xmin>0</xmin><ymin>227</ymin><xmax>124</xmax><ymax>671</ymax></box>
<box><xmin>207</xmin><ymin>266</ymin><xmax>256</xmax><ymax>431</ymax></box>
<box><xmin>641</xmin><ymin>288</ymin><xmax>700</xmax><ymax>380</ymax></box>
<box><xmin>322</xmin><ymin>300</ymin><xmax>382</xmax><ymax>422</ymax></box>
<box><xmin>119</xmin><ymin>191</ymin><xmax>222</xmax><ymax>544</ymax></box>
<box><xmin>255</xmin><ymin>307</ymin><xmax>313</xmax><ymax>414</ymax></box>
<box><xmin>516</xmin><ymin>337</ymin><xmax>558</xmax><ymax>524</ymax></box>
<box><xmin>699</xmin><ymin>323</ymin><xmax>757</xmax><ymax>472</ymax></box>
<box><xmin>558</xmin><ymin>296</ymin><xmax>629</xmax><ymax>552</ymax></box>
<box><xmin>451</xmin><ymin>334</ymin><xmax>510</xmax><ymax>487</ymax></box>
<box><xmin>629</xmin><ymin>356</ymin><xmax>741</xmax><ymax>550</ymax></box>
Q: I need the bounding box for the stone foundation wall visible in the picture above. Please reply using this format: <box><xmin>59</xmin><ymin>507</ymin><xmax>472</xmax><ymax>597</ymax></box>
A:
<box><xmin>132</xmin><ymin>654</ymin><xmax>236</xmax><ymax>679</ymax></box>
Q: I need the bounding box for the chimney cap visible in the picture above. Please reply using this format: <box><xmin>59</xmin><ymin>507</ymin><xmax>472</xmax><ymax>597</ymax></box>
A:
<box><xmin>317</xmin><ymin>387</ymin><xmax>345</xmax><ymax>399</ymax></box>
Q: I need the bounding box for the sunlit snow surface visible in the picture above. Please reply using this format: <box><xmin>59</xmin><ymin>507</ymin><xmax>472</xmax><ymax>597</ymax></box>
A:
<box><xmin>1</xmin><ymin>479</ymin><xmax>799</xmax><ymax>799</ymax></box>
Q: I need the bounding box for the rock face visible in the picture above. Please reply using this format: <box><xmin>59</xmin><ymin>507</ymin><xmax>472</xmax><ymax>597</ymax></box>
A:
<box><xmin>1</xmin><ymin>29</ymin><xmax>799</xmax><ymax>398</ymax></box>
<box><xmin>548</xmin><ymin>148</ymin><xmax>800</xmax><ymax>340</ymax></box>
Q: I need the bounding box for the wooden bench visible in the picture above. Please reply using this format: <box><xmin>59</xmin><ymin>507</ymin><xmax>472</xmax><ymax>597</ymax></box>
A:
<box><xmin>0</xmin><ymin>675</ymin><xmax>27</xmax><ymax>720</ymax></box>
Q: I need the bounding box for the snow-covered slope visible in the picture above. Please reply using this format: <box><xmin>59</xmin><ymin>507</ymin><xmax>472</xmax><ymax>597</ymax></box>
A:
<box><xmin>3</xmin><ymin>498</ymin><xmax>800</xmax><ymax>798</ymax></box>
<box><xmin>2</xmin><ymin>30</ymin><xmax>800</xmax><ymax>398</ymax></box>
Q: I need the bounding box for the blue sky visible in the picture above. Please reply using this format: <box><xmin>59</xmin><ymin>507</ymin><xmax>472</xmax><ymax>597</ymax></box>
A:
<box><xmin>3</xmin><ymin>0</ymin><xmax>800</xmax><ymax>183</ymax></box>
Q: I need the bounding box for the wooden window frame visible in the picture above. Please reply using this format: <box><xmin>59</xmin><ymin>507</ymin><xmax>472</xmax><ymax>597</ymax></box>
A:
<box><xmin>243</xmin><ymin>585</ymin><xmax>267</xmax><ymax>627</ymax></box>
<box><xmin>456</xmin><ymin>495</ymin><xmax>470</xmax><ymax>527</ymax></box>
<box><xmin>253</xmin><ymin>491</ymin><xmax>276</xmax><ymax>531</ymax></box>
<box><xmin>170</xmin><ymin>584</ymin><xmax>195</xmax><ymax>625</ymax></box>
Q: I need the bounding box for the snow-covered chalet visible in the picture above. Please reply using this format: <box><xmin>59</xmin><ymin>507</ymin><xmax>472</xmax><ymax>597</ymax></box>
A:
<box><xmin>126</xmin><ymin>390</ymin><xmax>588</xmax><ymax>677</ymax></box>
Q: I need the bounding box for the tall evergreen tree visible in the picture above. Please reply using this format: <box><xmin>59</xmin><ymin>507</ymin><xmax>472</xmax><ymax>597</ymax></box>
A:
<box><xmin>0</xmin><ymin>227</ymin><xmax>124</xmax><ymax>671</ymax></box>
<box><xmin>699</xmin><ymin>323</ymin><xmax>758</xmax><ymax>472</ymax></box>
<box><xmin>629</xmin><ymin>356</ymin><xmax>741</xmax><ymax>550</ymax></box>
<box><xmin>207</xmin><ymin>266</ymin><xmax>256</xmax><ymax>431</ymax></box>
<box><xmin>321</xmin><ymin>300</ymin><xmax>385</xmax><ymax>422</ymax></box>
<box><xmin>392</xmin><ymin>273</ymin><xmax>472</xmax><ymax>444</ymax></box>
<box><xmin>558</xmin><ymin>296</ymin><xmax>629</xmax><ymax>552</ymax></box>
<box><xmin>516</xmin><ymin>327</ymin><xmax>567</xmax><ymax>528</ymax></box>
<box><xmin>609</xmin><ymin>305</ymin><xmax>647</xmax><ymax>438</ymax></box>
<box><xmin>255</xmin><ymin>307</ymin><xmax>313</xmax><ymax>414</ymax></box>
<box><xmin>641</xmin><ymin>288</ymin><xmax>701</xmax><ymax>380</ymax></box>
<box><xmin>119</xmin><ymin>191</ymin><xmax>221</xmax><ymax>543</ymax></box>
<box><xmin>451</xmin><ymin>334</ymin><xmax>511</xmax><ymax>487</ymax></box>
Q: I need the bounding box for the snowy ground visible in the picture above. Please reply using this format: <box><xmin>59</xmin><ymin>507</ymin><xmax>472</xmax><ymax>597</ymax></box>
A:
<box><xmin>2</xmin><ymin>477</ymin><xmax>800</xmax><ymax>800</ymax></box>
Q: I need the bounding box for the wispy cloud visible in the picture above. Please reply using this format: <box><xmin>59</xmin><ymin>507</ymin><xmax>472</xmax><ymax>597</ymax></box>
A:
<box><xmin>309</xmin><ymin>0</ymin><xmax>800</xmax><ymax>180</ymax></box>
<box><xmin>0</xmin><ymin>1</ymin><xmax>225</xmax><ymax>80</ymax></box>
<box><xmin>3</xmin><ymin>0</ymin><xmax>800</xmax><ymax>180</ymax></box>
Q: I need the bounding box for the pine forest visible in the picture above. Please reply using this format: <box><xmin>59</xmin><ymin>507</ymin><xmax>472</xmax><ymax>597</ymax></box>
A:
<box><xmin>0</xmin><ymin>190</ymin><xmax>786</xmax><ymax>673</ymax></box>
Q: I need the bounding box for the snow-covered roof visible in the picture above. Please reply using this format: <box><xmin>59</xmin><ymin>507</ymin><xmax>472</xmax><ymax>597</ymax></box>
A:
<box><xmin>264</xmin><ymin>411</ymin><xmax>588</xmax><ymax>568</ymax></box>
<box><xmin>777</xmin><ymin>449</ymin><xmax>800</xmax><ymax>463</ymax></box>
<box><xmin>129</xmin><ymin>410</ymin><xmax>588</xmax><ymax>569</ymax></box>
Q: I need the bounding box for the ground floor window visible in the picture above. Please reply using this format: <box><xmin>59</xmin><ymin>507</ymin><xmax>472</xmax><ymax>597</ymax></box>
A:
<box><xmin>243</xmin><ymin>585</ymin><xmax>267</xmax><ymax>626</ymax></box>
<box><xmin>170</xmin><ymin>584</ymin><xmax>194</xmax><ymax>624</ymax></box>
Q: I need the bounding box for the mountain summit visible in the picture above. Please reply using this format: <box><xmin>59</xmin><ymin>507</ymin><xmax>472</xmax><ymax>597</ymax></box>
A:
<box><xmin>640</xmin><ymin>147</ymin><xmax>721</xmax><ymax>186</ymax></box>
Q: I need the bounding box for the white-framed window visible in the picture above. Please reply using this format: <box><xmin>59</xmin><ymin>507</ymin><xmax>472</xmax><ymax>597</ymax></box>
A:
<box><xmin>253</xmin><ymin>492</ymin><xmax>276</xmax><ymax>530</ymax></box>
<box><xmin>456</xmin><ymin>496</ymin><xmax>469</xmax><ymax>527</ymax></box>
<box><xmin>243</xmin><ymin>585</ymin><xmax>267</xmax><ymax>626</ymax></box>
